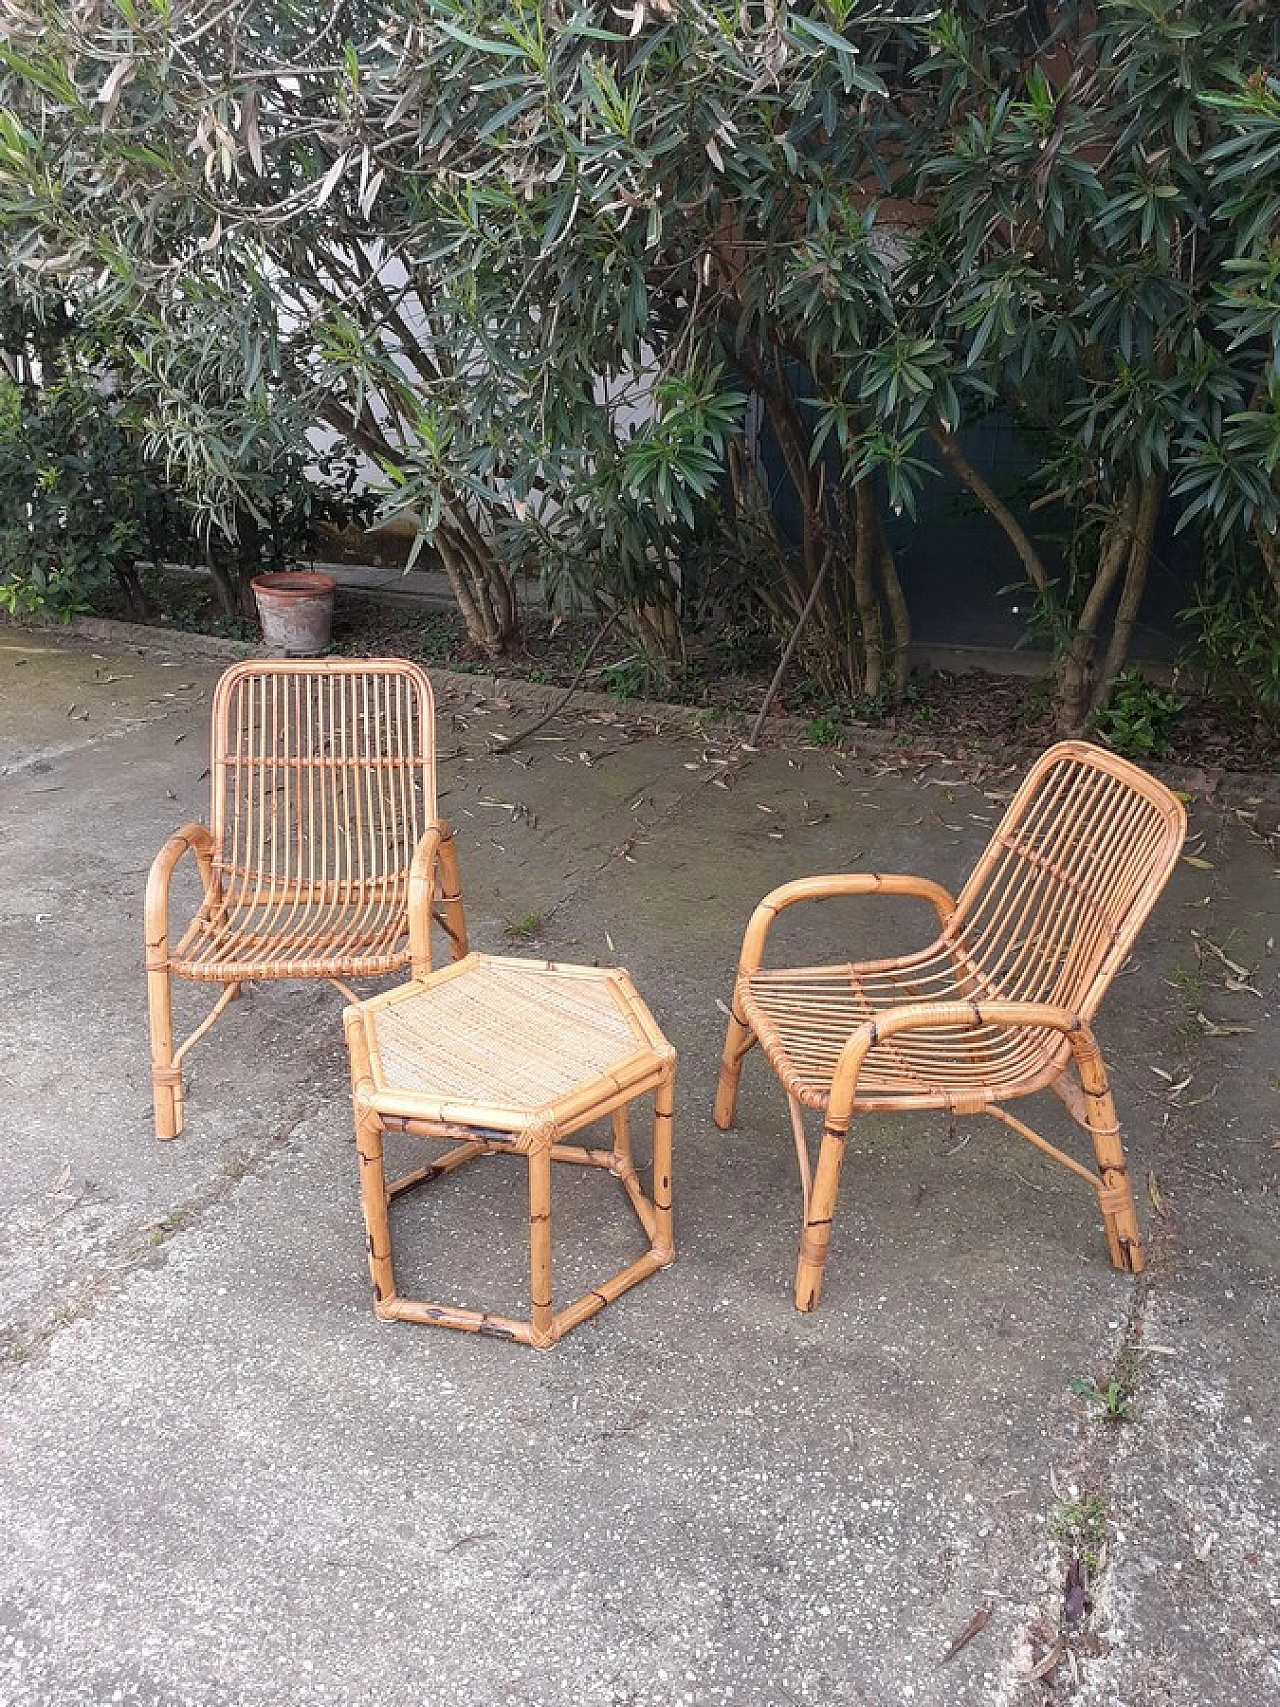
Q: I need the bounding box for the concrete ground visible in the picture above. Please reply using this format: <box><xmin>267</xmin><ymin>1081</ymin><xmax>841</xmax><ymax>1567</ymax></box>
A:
<box><xmin>0</xmin><ymin>622</ymin><xmax>1275</xmax><ymax>1707</ymax></box>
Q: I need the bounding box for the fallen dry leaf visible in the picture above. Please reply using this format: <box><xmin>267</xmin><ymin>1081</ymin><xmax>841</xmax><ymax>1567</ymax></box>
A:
<box><xmin>1029</xmin><ymin>1641</ymin><xmax>1064</xmax><ymax>1682</ymax></box>
<box><xmin>1195</xmin><ymin>1013</ymin><xmax>1254</xmax><ymax>1037</ymax></box>
<box><xmin>940</xmin><ymin>1606</ymin><xmax>990</xmax><ymax>1664</ymax></box>
<box><xmin>1194</xmin><ymin>933</ymin><xmax>1253</xmax><ymax>980</ymax></box>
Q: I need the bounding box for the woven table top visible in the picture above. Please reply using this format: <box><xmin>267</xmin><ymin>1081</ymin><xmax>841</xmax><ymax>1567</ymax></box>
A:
<box><xmin>353</xmin><ymin>954</ymin><xmax>669</xmax><ymax>1140</ymax></box>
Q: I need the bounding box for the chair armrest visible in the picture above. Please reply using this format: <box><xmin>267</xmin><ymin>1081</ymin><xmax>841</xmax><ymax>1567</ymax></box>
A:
<box><xmin>827</xmin><ymin>998</ymin><xmax>1091</xmax><ymax>1122</ymax></box>
<box><xmin>144</xmin><ymin>824</ymin><xmax>215</xmax><ymax>970</ymax></box>
<box><xmin>735</xmin><ymin>872</ymin><xmax>957</xmax><ymax>977</ymax></box>
<box><xmin>409</xmin><ymin>818</ymin><xmax>469</xmax><ymax>977</ymax></box>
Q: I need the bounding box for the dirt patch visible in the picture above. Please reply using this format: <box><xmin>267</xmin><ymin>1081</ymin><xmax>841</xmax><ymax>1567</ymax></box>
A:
<box><xmin>329</xmin><ymin>597</ymin><xmax>1280</xmax><ymax>776</ymax></box>
<box><xmin>93</xmin><ymin>573</ymin><xmax>1280</xmax><ymax>775</ymax></box>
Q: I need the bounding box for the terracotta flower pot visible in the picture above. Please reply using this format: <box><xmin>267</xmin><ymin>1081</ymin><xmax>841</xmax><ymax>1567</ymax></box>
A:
<box><xmin>251</xmin><ymin>571</ymin><xmax>335</xmax><ymax>656</ymax></box>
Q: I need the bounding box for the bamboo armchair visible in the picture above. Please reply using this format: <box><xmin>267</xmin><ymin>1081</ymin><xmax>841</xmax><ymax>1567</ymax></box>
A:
<box><xmin>715</xmin><ymin>740</ymin><xmax>1187</xmax><ymax>1310</ymax></box>
<box><xmin>145</xmin><ymin>659</ymin><xmax>468</xmax><ymax>1138</ymax></box>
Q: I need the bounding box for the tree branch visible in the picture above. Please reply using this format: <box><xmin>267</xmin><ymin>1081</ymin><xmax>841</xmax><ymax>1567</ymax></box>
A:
<box><xmin>748</xmin><ymin>542</ymin><xmax>835</xmax><ymax>749</ymax></box>
<box><xmin>929</xmin><ymin>421</ymin><xmax>1051</xmax><ymax>595</ymax></box>
<box><xmin>491</xmin><ymin>611</ymin><xmax>622</xmax><ymax>752</ymax></box>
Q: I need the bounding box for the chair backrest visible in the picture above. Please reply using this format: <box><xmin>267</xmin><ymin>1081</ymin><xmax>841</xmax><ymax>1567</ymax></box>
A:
<box><xmin>208</xmin><ymin>659</ymin><xmax>436</xmax><ymax>905</ymax></box>
<box><xmin>946</xmin><ymin>740</ymin><xmax>1186</xmax><ymax>1019</ymax></box>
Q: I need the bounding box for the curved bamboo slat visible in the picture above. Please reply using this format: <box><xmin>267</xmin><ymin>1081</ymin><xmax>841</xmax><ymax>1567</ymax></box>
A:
<box><xmin>145</xmin><ymin>659</ymin><xmax>467</xmax><ymax>1138</ymax></box>
<box><xmin>343</xmin><ymin>953</ymin><xmax>677</xmax><ymax>1349</ymax></box>
<box><xmin>715</xmin><ymin>740</ymin><xmax>1187</xmax><ymax>1310</ymax></box>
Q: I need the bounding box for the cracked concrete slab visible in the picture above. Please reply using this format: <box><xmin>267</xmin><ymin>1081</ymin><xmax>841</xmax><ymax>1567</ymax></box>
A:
<box><xmin>0</xmin><ymin>622</ymin><xmax>1276</xmax><ymax>1706</ymax></box>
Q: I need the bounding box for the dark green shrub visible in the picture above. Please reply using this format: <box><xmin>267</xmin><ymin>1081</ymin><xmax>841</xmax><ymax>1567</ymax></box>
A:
<box><xmin>1091</xmin><ymin>669</ymin><xmax>1185</xmax><ymax>759</ymax></box>
<box><xmin>0</xmin><ymin>372</ymin><xmax>157</xmax><ymax>619</ymax></box>
<box><xmin>1182</xmin><ymin>561</ymin><xmax>1280</xmax><ymax>732</ymax></box>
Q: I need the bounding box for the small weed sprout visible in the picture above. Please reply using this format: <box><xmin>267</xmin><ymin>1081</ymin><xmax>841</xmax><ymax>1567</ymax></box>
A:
<box><xmin>1051</xmin><ymin>1491</ymin><xmax>1109</xmax><ymax>1572</ymax></box>
<box><xmin>1070</xmin><ymin>1374</ymin><xmax>1135</xmax><ymax>1424</ymax></box>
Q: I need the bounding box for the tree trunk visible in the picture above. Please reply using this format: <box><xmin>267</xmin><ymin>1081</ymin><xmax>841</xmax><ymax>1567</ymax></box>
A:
<box><xmin>1092</xmin><ymin>472</ymin><xmax>1165</xmax><ymax>714</ymax></box>
<box><xmin>1253</xmin><ymin>513</ymin><xmax>1280</xmax><ymax>604</ymax></box>
<box><xmin>433</xmin><ymin>518</ymin><xmax>518</xmax><ymax>657</ymax></box>
<box><xmin>748</xmin><ymin>541</ymin><xmax>835</xmax><ymax>747</ymax></box>
<box><xmin>1053</xmin><ymin>480</ymin><xmax>1142</xmax><ymax>734</ymax></box>
<box><xmin>874</xmin><ymin>508</ymin><xmax>910</xmax><ymax>698</ymax></box>
<box><xmin>729</xmin><ymin>342</ymin><xmax>855</xmax><ymax>695</ymax></box>
<box><xmin>628</xmin><ymin>597</ymin><xmax>685</xmax><ymax>663</ymax></box>
<box><xmin>929</xmin><ymin>421</ymin><xmax>1053</xmax><ymax>597</ymax></box>
<box><xmin>204</xmin><ymin>541</ymin><xmax>240</xmax><ymax>620</ymax></box>
<box><xmin>316</xmin><ymin>398</ymin><xmax>518</xmax><ymax>655</ymax></box>
<box><xmin>451</xmin><ymin>501</ymin><xmax>518</xmax><ymax>646</ymax></box>
<box><xmin>114</xmin><ymin>561</ymin><xmax>153</xmax><ymax>623</ymax></box>
<box><xmin>852</xmin><ymin>477</ymin><xmax>884</xmax><ymax>702</ymax></box>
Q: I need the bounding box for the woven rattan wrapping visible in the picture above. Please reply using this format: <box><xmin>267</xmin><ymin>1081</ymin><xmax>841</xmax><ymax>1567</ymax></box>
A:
<box><xmin>146</xmin><ymin>659</ymin><xmax>449</xmax><ymax>1139</ymax></box>
<box><xmin>742</xmin><ymin>968</ymin><xmax>1063</xmax><ymax>1110</ymax></box>
<box><xmin>345</xmin><ymin>953</ymin><xmax>676</xmax><ymax>1346</ymax></box>
<box><xmin>371</xmin><ymin>960</ymin><xmax>642</xmax><ymax>1112</ymax></box>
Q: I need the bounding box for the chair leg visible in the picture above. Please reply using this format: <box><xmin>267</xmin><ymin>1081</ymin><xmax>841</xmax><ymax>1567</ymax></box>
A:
<box><xmin>354</xmin><ymin>1096</ymin><xmax>397</xmax><ymax>1311</ymax></box>
<box><xmin>1074</xmin><ymin>1041</ymin><xmax>1146</xmax><ymax>1274</ymax></box>
<box><xmin>714</xmin><ymin>1004</ymin><xmax>754</xmax><ymax>1129</ymax></box>
<box><xmin>528</xmin><ymin>1147</ymin><xmax>554</xmax><ymax>1349</ymax></box>
<box><xmin>788</xmin><ymin>1095</ymin><xmax>813</xmax><ymax>1221</ymax></box>
<box><xmin>794</xmin><ymin>1115</ymin><xmax>851</xmax><ymax>1312</ymax></box>
<box><xmin>145</xmin><ymin>961</ymin><xmax>183</xmax><ymax>1140</ymax></box>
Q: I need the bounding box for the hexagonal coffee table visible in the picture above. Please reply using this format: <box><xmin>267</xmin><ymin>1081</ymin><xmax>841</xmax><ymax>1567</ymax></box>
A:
<box><xmin>342</xmin><ymin>953</ymin><xmax>675</xmax><ymax>1348</ymax></box>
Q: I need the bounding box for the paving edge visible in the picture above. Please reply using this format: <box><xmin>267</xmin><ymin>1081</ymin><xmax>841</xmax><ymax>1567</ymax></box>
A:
<box><xmin>9</xmin><ymin>612</ymin><xmax>1279</xmax><ymax>806</ymax></box>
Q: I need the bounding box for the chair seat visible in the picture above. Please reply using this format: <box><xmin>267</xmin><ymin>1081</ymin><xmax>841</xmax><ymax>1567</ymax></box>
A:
<box><xmin>170</xmin><ymin>899</ymin><xmax>410</xmax><ymax>982</ymax></box>
<box><xmin>739</xmin><ymin>957</ymin><xmax>1069</xmax><ymax>1112</ymax></box>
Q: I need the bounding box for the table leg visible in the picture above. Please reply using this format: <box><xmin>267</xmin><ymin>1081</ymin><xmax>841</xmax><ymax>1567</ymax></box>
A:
<box><xmin>611</xmin><ymin>1103</ymin><xmax>632</xmax><ymax>1167</ymax></box>
<box><xmin>652</xmin><ymin>1064</ymin><xmax>675</xmax><ymax>1260</ymax></box>
<box><xmin>528</xmin><ymin>1145</ymin><xmax>554</xmax><ymax>1348</ymax></box>
<box><xmin>355</xmin><ymin>1099</ymin><xmax>396</xmax><ymax>1311</ymax></box>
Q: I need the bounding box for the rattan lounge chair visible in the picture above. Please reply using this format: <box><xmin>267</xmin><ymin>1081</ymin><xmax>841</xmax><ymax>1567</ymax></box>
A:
<box><xmin>145</xmin><ymin>658</ymin><xmax>467</xmax><ymax>1138</ymax></box>
<box><xmin>715</xmin><ymin>740</ymin><xmax>1186</xmax><ymax>1310</ymax></box>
